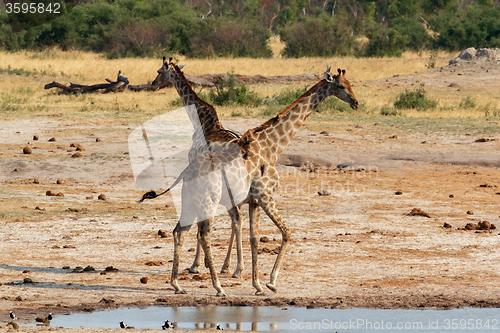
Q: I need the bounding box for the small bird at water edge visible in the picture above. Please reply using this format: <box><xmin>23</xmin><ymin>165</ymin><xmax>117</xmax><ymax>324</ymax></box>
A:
<box><xmin>216</xmin><ymin>324</ymin><xmax>223</xmax><ymax>330</ymax></box>
<box><xmin>162</xmin><ymin>320</ymin><xmax>173</xmax><ymax>329</ymax></box>
<box><xmin>120</xmin><ymin>321</ymin><xmax>134</xmax><ymax>329</ymax></box>
<box><xmin>10</xmin><ymin>311</ymin><xmax>18</xmax><ymax>320</ymax></box>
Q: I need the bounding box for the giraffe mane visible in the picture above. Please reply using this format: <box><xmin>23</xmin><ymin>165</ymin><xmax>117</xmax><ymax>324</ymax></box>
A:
<box><xmin>170</xmin><ymin>62</ymin><xmax>221</xmax><ymax>123</ymax></box>
<box><xmin>244</xmin><ymin>79</ymin><xmax>327</xmax><ymax>136</ymax></box>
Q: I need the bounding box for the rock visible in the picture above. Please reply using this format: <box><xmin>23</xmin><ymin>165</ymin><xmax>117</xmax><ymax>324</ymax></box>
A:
<box><xmin>395</xmin><ymin>191</ymin><xmax>403</xmax><ymax>195</ymax></box>
<box><xmin>105</xmin><ymin>266</ymin><xmax>119</xmax><ymax>272</ymax></box>
<box><xmin>407</xmin><ymin>208</ymin><xmax>431</xmax><ymax>218</ymax></box>
<box><xmin>145</xmin><ymin>261</ymin><xmax>163</xmax><ymax>266</ymax></box>
<box><xmin>100</xmin><ymin>297</ymin><xmax>115</xmax><ymax>304</ymax></box>
<box><xmin>7</xmin><ymin>321</ymin><xmax>19</xmax><ymax>329</ymax></box>
<box><xmin>71</xmin><ymin>152</ymin><xmax>83</xmax><ymax>158</ymax></box>
<box><xmin>443</xmin><ymin>222</ymin><xmax>452</xmax><ymax>229</ymax></box>
<box><xmin>464</xmin><ymin>223</ymin><xmax>477</xmax><ymax>230</ymax></box>
<box><xmin>56</xmin><ymin>179</ymin><xmax>63</xmax><ymax>184</ymax></box>
<box><xmin>23</xmin><ymin>146</ymin><xmax>32</xmax><ymax>154</ymax></box>
<box><xmin>46</xmin><ymin>190</ymin><xmax>56</xmax><ymax>196</ymax></box>
<box><xmin>449</xmin><ymin>194</ymin><xmax>454</xmax><ymax>198</ymax></box>
<box><xmin>86</xmin><ymin>195</ymin><xmax>93</xmax><ymax>200</ymax></box>
<box><xmin>33</xmin><ymin>135</ymin><xmax>39</xmax><ymax>140</ymax></box>
<box><xmin>192</xmin><ymin>275</ymin><xmax>204</xmax><ymax>281</ymax></box>
<box><xmin>33</xmin><ymin>178</ymin><xmax>40</xmax><ymax>184</ymax></box>
<box><xmin>22</xmin><ymin>269</ymin><xmax>31</xmax><ymax>273</ymax></box>
<box><xmin>475</xmin><ymin>138</ymin><xmax>496</xmax><ymax>142</ymax></box>
<box><xmin>56</xmin><ymin>192</ymin><xmax>64</xmax><ymax>197</ymax></box>
<box><xmin>478</xmin><ymin>221</ymin><xmax>491</xmax><ymax>230</ymax></box>
<box><xmin>319</xmin><ymin>131</ymin><xmax>329</xmax><ymax>135</ymax></box>
<box><xmin>260</xmin><ymin>236</ymin><xmax>270</xmax><ymax>243</ymax></box>
<box><xmin>318</xmin><ymin>189</ymin><xmax>331</xmax><ymax>196</ymax></box>
<box><xmin>448</xmin><ymin>83</ymin><xmax>460</xmax><ymax>88</ymax></box>
<box><xmin>98</xmin><ymin>194</ymin><xmax>106</xmax><ymax>201</ymax></box>
<box><xmin>48</xmin><ymin>137</ymin><xmax>56</xmax><ymax>142</ymax></box>
<box><xmin>140</xmin><ymin>277</ymin><xmax>148</xmax><ymax>284</ymax></box>
<box><xmin>62</xmin><ymin>266</ymin><xmax>71</xmax><ymax>269</ymax></box>
<box><xmin>467</xmin><ymin>210</ymin><xmax>474</xmax><ymax>215</ymax></box>
<box><xmin>158</xmin><ymin>229</ymin><xmax>168</xmax><ymax>238</ymax></box>
<box><xmin>23</xmin><ymin>277</ymin><xmax>33</xmax><ymax>283</ymax></box>
<box><xmin>83</xmin><ymin>265</ymin><xmax>95</xmax><ymax>272</ymax></box>
<box><xmin>96</xmin><ymin>138</ymin><xmax>101</xmax><ymax>142</ymax></box>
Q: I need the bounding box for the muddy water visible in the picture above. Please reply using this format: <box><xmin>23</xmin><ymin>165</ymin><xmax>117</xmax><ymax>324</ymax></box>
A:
<box><xmin>46</xmin><ymin>306</ymin><xmax>500</xmax><ymax>332</ymax></box>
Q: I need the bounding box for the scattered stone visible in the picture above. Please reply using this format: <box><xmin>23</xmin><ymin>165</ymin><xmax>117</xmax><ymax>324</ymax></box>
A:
<box><xmin>35</xmin><ymin>206</ymin><xmax>45</xmax><ymax>211</ymax></box>
<box><xmin>145</xmin><ymin>261</ymin><xmax>163</xmax><ymax>266</ymax></box>
<box><xmin>443</xmin><ymin>222</ymin><xmax>452</xmax><ymax>229</ymax></box>
<box><xmin>260</xmin><ymin>236</ymin><xmax>270</xmax><ymax>243</ymax></box>
<box><xmin>22</xmin><ymin>270</ymin><xmax>31</xmax><ymax>273</ymax></box>
<box><xmin>23</xmin><ymin>278</ymin><xmax>33</xmax><ymax>284</ymax></box>
<box><xmin>56</xmin><ymin>192</ymin><xmax>64</xmax><ymax>197</ymax></box>
<box><xmin>467</xmin><ymin>210</ymin><xmax>474</xmax><ymax>215</ymax></box>
<box><xmin>100</xmin><ymin>297</ymin><xmax>115</xmax><ymax>304</ymax></box>
<box><xmin>464</xmin><ymin>223</ymin><xmax>477</xmax><ymax>230</ymax></box>
<box><xmin>33</xmin><ymin>178</ymin><xmax>40</xmax><ymax>184</ymax></box>
<box><xmin>395</xmin><ymin>191</ymin><xmax>403</xmax><ymax>195</ymax></box>
<box><xmin>15</xmin><ymin>296</ymin><xmax>23</xmax><ymax>301</ymax></box>
<box><xmin>86</xmin><ymin>195</ymin><xmax>93</xmax><ymax>200</ymax></box>
<box><xmin>83</xmin><ymin>265</ymin><xmax>95</xmax><ymax>272</ymax></box>
<box><xmin>23</xmin><ymin>146</ymin><xmax>32</xmax><ymax>154</ymax></box>
<box><xmin>158</xmin><ymin>229</ymin><xmax>168</xmax><ymax>238</ymax></box>
<box><xmin>48</xmin><ymin>137</ymin><xmax>56</xmax><ymax>142</ymax></box>
<box><xmin>52</xmin><ymin>245</ymin><xmax>61</xmax><ymax>249</ymax></box>
<box><xmin>98</xmin><ymin>194</ymin><xmax>106</xmax><ymax>200</ymax></box>
<box><xmin>96</xmin><ymin>138</ymin><xmax>101</xmax><ymax>142</ymax></box>
<box><xmin>62</xmin><ymin>266</ymin><xmax>71</xmax><ymax>269</ymax></box>
<box><xmin>63</xmin><ymin>245</ymin><xmax>76</xmax><ymax>249</ymax></box>
<box><xmin>319</xmin><ymin>131</ymin><xmax>329</xmax><ymax>135</ymax></box>
<box><xmin>449</xmin><ymin>194</ymin><xmax>454</xmax><ymax>198</ymax></box>
<box><xmin>46</xmin><ymin>190</ymin><xmax>56</xmax><ymax>196</ymax></box>
<box><xmin>388</xmin><ymin>135</ymin><xmax>398</xmax><ymax>139</ymax></box>
<box><xmin>448</xmin><ymin>83</ymin><xmax>460</xmax><ymax>88</ymax></box>
<box><xmin>56</xmin><ymin>179</ymin><xmax>63</xmax><ymax>184</ymax></box>
<box><xmin>407</xmin><ymin>208</ymin><xmax>431</xmax><ymax>218</ymax></box>
<box><xmin>33</xmin><ymin>135</ymin><xmax>39</xmax><ymax>140</ymax></box>
<box><xmin>7</xmin><ymin>321</ymin><xmax>19</xmax><ymax>329</ymax></box>
<box><xmin>140</xmin><ymin>277</ymin><xmax>149</xmax><ymax>284</ymax></box>
<box><xmin>105</xmin><ymin>266</ymin><xmax>119</xmax><ymax>272</ymax></box>
<box><xmin>192</xmin><ymin>275</ymin><xmax>204</xmax><ymax>281</ymax></box>
<box><xmin>187</xmin><ymin>248</ymin><xmax>195</xmax><ymax>252</ymax></box>
<box><xmin>479</xmin><ymin>184</ymin><xmax>494</xmax><ymax>188</ymax></box>
<box><xmin>475</xmin><ymin>138</ymin><xmax>496</xmax><ymax>143</ymax></box>
<box><xmin>318</xmin><ymin>189</ymin><xmax>331</xmax><ymax>196</ymax></box>
<box><xmin>71</xmin><ymin>152</ymin><xmax>83</xmax><ymax>158</ymax></box>
<box><xmin>478</xmin><ymin>221</ymin><xmax>492</xmax><ymax>230</ymax></box>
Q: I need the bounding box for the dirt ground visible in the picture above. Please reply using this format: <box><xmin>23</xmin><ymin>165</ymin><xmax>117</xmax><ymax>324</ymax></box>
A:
<box><xmin>1</xmin><ymin>52</ymin><xmax>500</xmax><ymax>332</ymax></box>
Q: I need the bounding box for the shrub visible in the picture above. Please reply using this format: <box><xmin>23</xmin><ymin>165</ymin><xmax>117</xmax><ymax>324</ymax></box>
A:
<box><xmin>279</xmin><ymin>15</ymin><xmax>356</xmax><ymax>58</ymax></box>
<box><xmin>459</xmin><ymin>96</ymin><xmax>476</xmax><ymax>109</ymax></box>
<box><xmin>209</xmin><ymin>74</ymin><xmax>262</xmax><ymax>107</ymax></box>
<box><xmin>393</xmin><ymin>88</ymin><xmax>437</xmax><ymax>110</ymax></box>
<box><xmin>363</xmin><ymin>23</ymin><xmax>408</xmax><ymax>57</ymax></box>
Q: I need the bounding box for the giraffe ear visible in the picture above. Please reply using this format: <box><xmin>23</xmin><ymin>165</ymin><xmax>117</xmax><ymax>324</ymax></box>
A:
<box><xmin>162</xmin><ymin>56</ymin><xmax>166</xmax><ymax>63</ymax></box>
<box><xmin>342</xmin><ymin>69</ymin><xmax>346</xmax><ymax>76</ymax></box>
<box><xmin>168</xmin><ymin>57</ymin><xmax>173</xmax><ymax>63</ymax></box>
<box><xmin>337</xmin><ymin>68</ymin><xmax>341</xmax><ymax>75</ymax></box>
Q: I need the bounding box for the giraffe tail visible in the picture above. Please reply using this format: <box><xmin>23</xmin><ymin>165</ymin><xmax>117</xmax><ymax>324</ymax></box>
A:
<box><xmin>137</xmin><ymin>166</ymin><xmax>187</xmax><ymax>203</ymax></box>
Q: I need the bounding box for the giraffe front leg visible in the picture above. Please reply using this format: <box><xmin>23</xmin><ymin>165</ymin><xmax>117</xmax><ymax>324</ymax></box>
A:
<box><xmin>260</xmin><ymin>198</ymin><xmax>290</xmax><ymax>293</ymax></box>
<box><xmin>249</xmin><ymin>201</ymin><xmax>265</xmax><ymax>295</ymax></box>
<box><xmin>225</xmin><ymin>206</ymin><xmax>243</xmax><ymax>278</ymax></box>
<box><xmin>220</xmin><ymin>223</ymin><xmax>234</xmax><ymax>274</ymax></box>
<box><xmin>198</xmin><ymin>219</ymin><xmax>227</xmax><ymax>297</ymax></box>
<box><xmin>171</xmin><ymin>222</ymin><xmax>191</xmax><ymax>294</ymax></box>
<box><xmin>189</xmin><ymin>241</ymin><xmax>202</xmax><ymax>274</ymax></box>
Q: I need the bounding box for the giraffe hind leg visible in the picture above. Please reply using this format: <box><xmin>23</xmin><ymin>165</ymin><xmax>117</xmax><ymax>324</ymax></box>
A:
<box><xmin>171</xmin><ymin>222</ymin><xmax>192</xmax><ymax>294</ymax></box>
<box><xmin>249</xmin><ymin>201</ymin><xmax>265</xmax><ymax>295</ymax></box>
<box><xmin>259</xmin><ymin>198</ymin><xmax>290</xmax><ymax>293</ymax></box>
<box><xmin>189</xmin><ymin>241</ymin><xmax>202</xmax><ymax>274</ymax></box>
<box><xmin>198</xmin><ymin>218</ymin><xmax>227</xmax><ymax>297</ymax></box>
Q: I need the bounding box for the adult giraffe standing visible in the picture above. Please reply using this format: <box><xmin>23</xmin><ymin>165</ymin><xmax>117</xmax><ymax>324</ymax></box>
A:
<box><xmin>163</xmin><ymin>66</ymin><xmax>358</xmax><ymax>296</ymax></box>
<box><xmin>150</xmin><ymin>57</ymin><xmax>244</xmax><ymax>277</ymax></box>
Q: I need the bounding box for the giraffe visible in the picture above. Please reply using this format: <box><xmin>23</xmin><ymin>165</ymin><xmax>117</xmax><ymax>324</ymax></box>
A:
<box><xmin>165</xmin><ymin>66</ymin><xmax>358</xmax><ymax>296</ymax></box>
<box><xmin>150</xmin><ymin>57</ymin><xmax>244</xmax><ymax>277</ymax></box>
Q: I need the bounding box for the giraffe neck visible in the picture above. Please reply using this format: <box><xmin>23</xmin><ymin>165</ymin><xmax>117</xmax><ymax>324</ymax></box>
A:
<box><xmin>170</xmin><ymin>69</ymin><xmax>224</xmax><ymax>141</ymax></box>
<box><xmin>250</xmin><ymin>80</ymin><xmax>331</xmax><ymax>163</ymax></box>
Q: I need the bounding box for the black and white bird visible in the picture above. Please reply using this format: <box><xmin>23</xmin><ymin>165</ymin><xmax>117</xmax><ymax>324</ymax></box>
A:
<box><xmin>216</xmin><ymin>324</ymin><xmax>223</xmax><ymax>330</ymax></box>
<box><xmin>120</xmin><ymin>321</ymin><xmax>134</xmax><ymax>329</ymax></box>
<box><xmin>9</xmin><ymin>311</ymin><xmax>18</xmax><ymax>320</ymax></box>
<box><xmin>47</xmin><ymin>313</ymin><xmax>53</xmax><ymax>321</ymax></box>
<box><xmin>161</xmin><ymin>320</ymin><xmax>173</xmax><ymax>329</ymax></box>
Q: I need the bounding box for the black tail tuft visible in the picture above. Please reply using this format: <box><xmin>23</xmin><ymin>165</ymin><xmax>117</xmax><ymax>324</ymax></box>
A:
<box><xmin>138</xmin><ymin>190</ymin><xmax>158</xmax><ymax>203</ymax></box>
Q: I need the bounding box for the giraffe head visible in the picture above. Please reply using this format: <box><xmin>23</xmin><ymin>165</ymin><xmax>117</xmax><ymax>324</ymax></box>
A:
<box><xmin>151</xmin><ymin>57</ymin><xmax>179</xmax><ymax>90</ymax></box>
<box><xmin>324</xmin><ymin>66</ymin><xmax>358</xmax><ymax>110</ymax></box>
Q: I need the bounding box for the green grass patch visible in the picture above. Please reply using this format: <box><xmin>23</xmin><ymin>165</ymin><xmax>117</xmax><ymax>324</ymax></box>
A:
<box><xmin>394</xmin><ymin>87</ymin><xmax>438</xmax><ymax>111</ymax></box>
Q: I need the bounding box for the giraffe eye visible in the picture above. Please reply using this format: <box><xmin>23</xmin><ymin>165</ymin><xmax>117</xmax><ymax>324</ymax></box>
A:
<box><xmin>338</xmin><ymin>84</ymin><xmax>345</xmax><ymax>90</ymax></box>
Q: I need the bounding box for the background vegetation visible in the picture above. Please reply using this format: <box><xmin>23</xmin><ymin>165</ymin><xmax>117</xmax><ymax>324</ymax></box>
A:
<box><xmin>1</xmin><ymin>0</ymin><xmax>500</xmax><ymax>58</ymax></box>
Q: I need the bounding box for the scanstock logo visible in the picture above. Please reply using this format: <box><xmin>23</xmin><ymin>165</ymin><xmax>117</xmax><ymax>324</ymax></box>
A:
<box><xmin>128</xmin><ymin>105</ymin><xmax>248</xmax><ymax>227</ymax></box>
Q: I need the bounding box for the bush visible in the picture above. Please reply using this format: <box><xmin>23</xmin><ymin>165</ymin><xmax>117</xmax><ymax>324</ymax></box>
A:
<box><xmin>459</xmin><ymin>96</ymin><xmax>476</xmax><ymax>109</ymax></box>
<box><xmin>209</xmin><ymin>74</ymin><xmax>262</xmax><ymax>107</ymax></box>
<box><xmin>279</xmin><ymin>15</ymin><xmax>356</xmax><ymax>58</ymax></box>
<box><xmin>363</xmin><ymin>22</ymin><xmax>408</xmax><ymax>57</ymax></box>
<box><xmin>393</xmin><ymin>88</ymin><xmax>437</xmax><ymax>110</ymax></box>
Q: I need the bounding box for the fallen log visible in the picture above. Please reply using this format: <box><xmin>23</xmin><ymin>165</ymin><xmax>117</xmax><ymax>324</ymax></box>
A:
<box><xmin>45</xmin><ymin>71</ymin><xmax>129</xmax><ymax>94</ymax></box>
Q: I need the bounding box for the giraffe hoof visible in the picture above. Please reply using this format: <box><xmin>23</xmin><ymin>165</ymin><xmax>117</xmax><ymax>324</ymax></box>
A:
<box><xmin>216</xmin><ymin>291</ymin><xmax>228</xmax><ymax>297</ymax></box>
<box><xmin>189</xmin><ymin>268</ymin><xmax>199</xmax><ymax>274</ymax></box>
<box><xmin>175</xmin><ymin>289</ymin><xmax>187</xmax><ymax>294</ymax></box>
<box><xmin>255</xmin><ymin>290</ymin><xmax>265</xmax><ymax>296</ymax></box>
<box><xmin>232</xmin><ymin>272</ymin><xmax>241</xmax><ymax>279</ymax></box>
<box><xmin>220</xmin><ymin>268</ymin><xmax>229</xmax><ymax>274</ymax></box>
<box><xmin>266</xmin><ymin>283</ymin><xmax>277</xmax><ymax>293</ymax></box>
